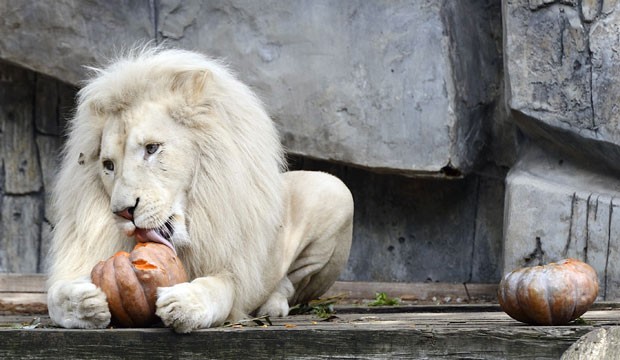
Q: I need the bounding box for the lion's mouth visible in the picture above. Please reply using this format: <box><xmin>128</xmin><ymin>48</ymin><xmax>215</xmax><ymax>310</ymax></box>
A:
<box><xmin>134</xmin><ymin>218</ymin><xmax>176</xmax><ymax>253</ymax></box>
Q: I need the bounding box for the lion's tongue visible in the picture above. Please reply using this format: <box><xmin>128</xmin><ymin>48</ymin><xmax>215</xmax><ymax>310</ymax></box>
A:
<box><xmin>135</xmin><ymin>228</ymin><xmax>176</xmax><ymax>254</ymax></box>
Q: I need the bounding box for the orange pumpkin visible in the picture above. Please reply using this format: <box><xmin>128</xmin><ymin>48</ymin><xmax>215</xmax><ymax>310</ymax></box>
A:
<box><xmin>498</xmin><ymin>258</ymin><xmax>598</xmax><ymax>325</ymax></box>
<box><xmin>91</xmin><ymin>242</ymin><xmax>188</xmax><ymax>327</ymax></box>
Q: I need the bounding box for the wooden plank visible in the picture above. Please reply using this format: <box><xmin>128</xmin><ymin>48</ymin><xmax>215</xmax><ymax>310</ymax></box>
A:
<box><xmin>0</xmin><ymin>293</ymin><xmax>46</xmax><ymax>304</ymax></box>
<box><xmin>0</xmin><ymin>293</ymin><xmax>46</xmax><ymax>314</ymax></box>
<box><xmin>0</xmin><ymin>61</ymin><xmax>44</xmax><ymax>274</ymax></box>
<box><xmin>35</xmin><ymin>135</ymin><xmax>63</xmax><ymax>273</ymax></box>
<box><xmin>0</xmin><ymin>320</ymin><xmax>595</xmax><ymax>360</ymax></box>
<box><xmin>36</xmin><ymin>135</ymin><xmax>63</xmax><ymax>213</ymax></box>
<box><xmin>0</xmin><ymin>274</ymin><xmax>46</xmax><ymax>292</ymax></box>
<box><xmin>33</xmin><ymin>73</ymin><xmax>75</xmax><ymax>136</ymax></box>
<box><xmin>335</xmin><ymin>303</ymin><xmax>502</xmax><ymax>314</ymax></box>
<box><xmin>1</xmin><ymin>308</ymin><xmax>618</xmax><ymax>359</ymax></box>
<box><xmin>0</xmin><ymin>197</ymin><xmax>43</xmax><ymax>273</ymax></box>
<box><xmin>3</xmin><ymin>309</ymin><xmax>619</xmax><ymax>332</ymax></box>
<box><xmin>326</xmin><ymin>281</ymin><xmax>497</xmax><ymax>301</ymax></box>
<box><xmin>33</xmin><ymin>73</ymin><xmax>61</xmax><ymax>136</ymax></box>
<box><xmin>39</xmin><ymin>223</ymin><xmax>53</xmax><ymax>274</ymax></box>
<box><xmin>0</xmin><ymin>275</ymin><xmax>498</xmax><ymax>300</ymax></box>
<box><xmin>0</xmin><ymin>61</ymin><xmax>41</xmax><ymax>194</ymax></box>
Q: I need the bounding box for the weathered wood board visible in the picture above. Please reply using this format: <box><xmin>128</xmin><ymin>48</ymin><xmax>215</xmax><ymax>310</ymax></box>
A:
<box><xmin>0</xmin><ymin>61</ymin><xmax>73</xmax><ymax>274</ymax></box>
<box><xmin>325</xmin><ymin>280</ymin><xmax>497</xmax><ymax>302</ymax></box>
<box><xmin>1</xmin><ymin>274</ymin><xmax>620</xmax><ymax>359</ymax></box>
<box><xmin>0</xmin><ymin>273</ymin><xmax>46</xmax><ymax>292</ymax></box>
<box><xmin>1</xmin><ymin>309</ymin><xmax>619</xmax><ymax>359</ymax></box>
<box><xmin>0</xmin><ymin>273</ymin><xmax>47</xmax><ymax>314</ymax></box>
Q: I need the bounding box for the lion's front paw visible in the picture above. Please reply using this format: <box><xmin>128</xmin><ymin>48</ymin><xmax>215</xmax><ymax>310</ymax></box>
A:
<box><xmin>156</xmin><ymin>282</ymin><xmax>220</xmax><ymax>333</ymax></box>
<box><xmin>47</xmin><ymin>279</ymin><xmax>111</xmax><ymax>329</ymax></box>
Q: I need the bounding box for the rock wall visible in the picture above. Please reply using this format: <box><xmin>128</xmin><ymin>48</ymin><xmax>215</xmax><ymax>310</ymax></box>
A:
<box><xmin>503</xmin><ymin>0</ymin><xmax>620</xmax><ymax>300</ymax></box>
<box><xmin>504</xmin><ymin>0</ymin><xmax>620</xmax><ymax>172</ymax></box>
<box><xmin>0</xmin><ymin>0</ymin><xmax>504</xmax><ymax>176</ymax></box>
<box><xmin>5</xmin><ymin>0</ymin><xmax>620</xmax><ymax>293</ymax></box>
<box><xmin>0</xmin><ymin>1</ymin><xmax>154</xmax><ymax>85</ymax></box>
<box><xmin>0</xmin><ymin>0</ymin><xmax>510</xmax><ymax>283</ymax></box>
<box><xmin>158</xmin><ymin>0</ymin><xmax>503</xmax><ymax>175</ymax></box>
<box><xmin>505</xmin><ymin>144</ymin><xmax>620</xmax><ymax>299</ymax></box>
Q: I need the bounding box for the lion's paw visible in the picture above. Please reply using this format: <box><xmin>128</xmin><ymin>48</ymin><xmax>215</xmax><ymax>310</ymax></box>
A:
<box><xmin>257</xmin><ymin>276</ymin><xmax>293</xmax><ymax>317</ymax></box>
<box><xmin>156</xmin><ymin>282</ymin><xmax>220</xmax><ymax>333</ymax></box>
<box><xmin>47</xmin><ymin>278</ymin><xmax>111</xmax><ymax>329</ymax></box>
<box><xmin>256</xmin><ymin>292</ymin><xmax>290</xmax><ymax>317</ymax></box>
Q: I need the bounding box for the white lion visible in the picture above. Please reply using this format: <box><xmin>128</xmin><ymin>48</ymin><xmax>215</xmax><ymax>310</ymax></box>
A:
<box><xmin>46</xmin><ymin>47</ymin><xmax>353</xmax><ymax>333</ymax></box>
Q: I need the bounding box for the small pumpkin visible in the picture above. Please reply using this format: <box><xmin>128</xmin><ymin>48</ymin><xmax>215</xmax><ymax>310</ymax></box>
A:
<box><xmin>91</xmin><ymin>242</ymin><xmax>188</xmax><ymax>327</ymax></box>
<box><xmin>498</xmin><ymin>258</ymin><xmax>598</xmax><ymax>325</ymax></box>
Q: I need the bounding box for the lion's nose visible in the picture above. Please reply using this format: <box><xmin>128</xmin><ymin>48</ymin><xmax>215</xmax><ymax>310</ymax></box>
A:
<box><xmin>114</xmin><ymin>198</ymin><xmax>139</xmax><ymax>221</ymax></box>
<box><xmin>115</xmin><ymin>207</ymin><xmax>135</xmax><ymax>221</ymax></box>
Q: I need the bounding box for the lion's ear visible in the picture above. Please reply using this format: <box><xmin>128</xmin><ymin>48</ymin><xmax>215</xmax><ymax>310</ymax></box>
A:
<box><xmin>171</xmin><ymin>70</ymin><xmax>210</xmax><ymax>105</ymax></box>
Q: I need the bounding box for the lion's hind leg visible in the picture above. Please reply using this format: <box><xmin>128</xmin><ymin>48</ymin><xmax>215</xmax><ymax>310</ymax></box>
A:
<box><xmin>256</xmin><ymin>276</ymin><xmax>295</xmax><ymax>317</ymax></box>
<box><xmin>281</xmin><ymin>171</ymin><xmax>354</xmax><ymax>306</ymax></box>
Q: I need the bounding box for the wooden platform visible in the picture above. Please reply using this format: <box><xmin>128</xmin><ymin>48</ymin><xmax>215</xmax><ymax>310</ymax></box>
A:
<box><xmin>2</xmin><ymin>274</ymin><xmax>620</xmax><ymax>359</ymax></box>
<box><xmin>3</xmin><ymin>305</ymin><xmax>620</xmax><ymax>359</ymax></box>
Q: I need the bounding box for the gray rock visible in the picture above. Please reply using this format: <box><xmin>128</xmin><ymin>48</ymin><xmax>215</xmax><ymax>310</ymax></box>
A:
<box><xmin>603</xmin><ymin>0</ymin><xmax>619</xmax><ymax>14</ymax></box>
<box><xmin>503</xmin><ymin>0</ymin><xmax>620</xmax><ymax>300</ymax></box>
<box><xmin>590</xmin><ymin>9</ymin><xmax>620</xmax><ymax>140</ymax></box>
<box><xmin>582</xmin><ymin>0</ymin><xmax>602</xmax><ymax>22</ymax></box>
<box><xmin>0</xmin><ymin>0</ymin><xmax>512</xmax><ymax>283</ymax></box>
<box><xmin>0</xmin><ymin>1</ymin><xmax>155</xmax><ymax>85</ymax></box>
<box><xmin>159</xmin><ymin>0</ymin><xmax>502</xmax><ymax>175</ymax></box>
<box><xmin>0</xmin><ymin>1</ymin><xmax>505</xmax><ymax>175</ymax></box>
<box><xmin>503</xmin><ymin>144</ymin><xmax>620</xmax><ymax>299</ymax></box>
<box><xmin>562</xmin><ymin>327</ymin><xmax>620</xmax><ymax>360</ymax></box>
<box><xmin>504</xmin><ymin>0</ymin><xmax>620</xmax><ymax>173</ymax></box>
<box><xmin>504</xmin><ymin>1</ymin><xmax>591</xmax><ymax>128</ymax></box>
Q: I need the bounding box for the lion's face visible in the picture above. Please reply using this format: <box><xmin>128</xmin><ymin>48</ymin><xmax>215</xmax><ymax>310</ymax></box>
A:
<box><xmin>98</xmin><ymin>100</ymin><xmax>196</xmax><ymax>250</ymax></box>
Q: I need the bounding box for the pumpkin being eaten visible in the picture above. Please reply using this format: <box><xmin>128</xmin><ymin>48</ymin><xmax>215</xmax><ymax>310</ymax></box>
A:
<box><xmin>498</xmin><ymin>258</ymin><xmax>598</xmax><ymax>325</ymax></box>
<box><xmin>91</xmin><ymin>242</ymin><xmax>188</xmax><ymax>327</ymax></box>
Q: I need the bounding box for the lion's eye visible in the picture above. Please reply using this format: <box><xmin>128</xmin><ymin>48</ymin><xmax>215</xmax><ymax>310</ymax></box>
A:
<box><xmin>146</xmin><ymin>143</ymin><xmax>160</xmax><ymax>155</ymax></box>
<box><xmin>102</xmin><ymin>160</ymin><xmax>114</xmax><ymax>172</ymax></box>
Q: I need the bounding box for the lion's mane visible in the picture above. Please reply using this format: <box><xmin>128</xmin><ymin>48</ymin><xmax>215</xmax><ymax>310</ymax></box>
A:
<box><xmin>48</xmin><ymin>46</ymin><xmax>286</xmax><ymax>315</ymax></box>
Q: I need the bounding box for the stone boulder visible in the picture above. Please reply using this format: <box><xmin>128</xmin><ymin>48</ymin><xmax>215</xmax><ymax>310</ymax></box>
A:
<box><xmin>0</xmin><ymin>1</ymin><xmax>154</xmax><ymax>85</ymax></box>
<box><xmin>504</xmin><ymin>0</ymin><xmax>620</xmax><ymax>173</ymax></box>
<box><xmin>159</xmin><ymin>0</ymin><xmax>503</xmax><ymax>175</ymax></box>
<box><xmin>562</xmin><ymin>327</ymin><xmax>620</xmax><ymax>360</ymax></box>
<box><xmin>0</xmin><ymin>1</ymin><xmax>504</xmax><ymax>176</ymax></box>
<box><xmin>504</xmin><ymin>144</ymin><xmax>620</xmax><ymax>300</ymax></box>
